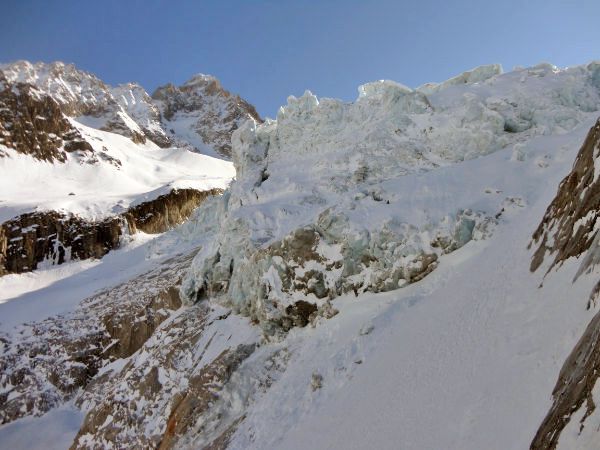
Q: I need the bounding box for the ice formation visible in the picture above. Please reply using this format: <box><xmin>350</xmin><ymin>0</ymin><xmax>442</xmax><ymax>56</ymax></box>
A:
<box><xmin>181</xmin><ymin>62</ymin><xmax>600</xmax><ymax>335</ymax></box>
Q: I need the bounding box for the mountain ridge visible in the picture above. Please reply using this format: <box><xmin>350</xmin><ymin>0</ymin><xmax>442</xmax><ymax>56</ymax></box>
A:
<box><xmin>0</xmin><ymin>59</ymin><xmax>261</xmax><ymax>156</ymax></box>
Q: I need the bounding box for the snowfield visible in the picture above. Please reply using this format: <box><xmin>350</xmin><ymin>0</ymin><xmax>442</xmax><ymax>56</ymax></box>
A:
<box><xmin>0</xmin><ymin>120</ymin><xmax>234</xmax><ymax>223</ymax></box>
<box><xmin>2</xmin><ymin>61</ymin><xmax>600</xmax><ymax>449</ymax></box>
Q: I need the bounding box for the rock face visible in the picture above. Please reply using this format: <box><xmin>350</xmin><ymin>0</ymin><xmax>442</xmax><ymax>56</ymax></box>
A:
<box><xmin>531</xmin><ymin>309</ymin><xmax>600</xmax><ymax>450</ymax></box>
<box><xmin>124</xmin><ymin>188</ymin><xmax>222</xmax><ymax>234</ymax></box>
<box><xmin>529</xmin><ymin>118</ymin><xmax>600</xmax><ymax>449</ymax></box>
<box><xmin>0</xmin><ymin>73</ymin><xmax>92</xmax><ymax>162</ymax></box>
<box><xmin>0</xmin><ymin>60</ymin><xmax>260</xmax><ymax>156</ymax></box>
<box><xmin>0</xmin><ymin>250</ymin><xmax>192</xmax><ymax>425</ymax></box>
<box><xmin>152</xmin><ymin>74</ymin><xmax>262</xmax><ymax>157</ymax></box>
<box><xmin>0</xmin><ymin>211</ymin><xmax>124</xmax><ymax>275</ymax></box>
<box><xmin>530</xmin><ymin>118</ymin><xmax>600</xmax><ymax>277</ymax></box>
<box><xmin>0</xmin><ymin>188</ymin><xmax>220</xmax><ymax>275</ymax></box>
<box><xmin>72</xmin><ymin>324</ymin><xmax>256</xmax><ymax>450</ymax></box>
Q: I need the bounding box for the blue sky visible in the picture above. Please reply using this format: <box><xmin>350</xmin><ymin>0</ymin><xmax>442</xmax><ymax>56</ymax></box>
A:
<box><xmin>1</xmin><ymin>0</ymin><xmax>599</xmax><ymax>117</ymax></box>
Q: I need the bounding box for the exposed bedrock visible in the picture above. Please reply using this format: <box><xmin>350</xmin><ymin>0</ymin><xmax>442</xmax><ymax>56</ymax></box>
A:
<box><xmin>0</xmin><ymin>74</ymin><xmax>92</xmax><ymax>162</ymax></box>
<box><xmin>529</xmin><ymin>117</ymin><xmax>600</xmax><ymax>449</ymax></box>
<box><xmin>0</xmin><ymin>188</ymin><xmax>221</xmax><ymax>276</ymax></box>
<box><xmin>0</xmin><ymin>251</ymin><xmax>193</xmax><ymax>425</ymax></box>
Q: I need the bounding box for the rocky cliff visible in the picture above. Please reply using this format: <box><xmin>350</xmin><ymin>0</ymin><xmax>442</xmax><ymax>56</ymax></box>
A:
<box><xmin>0</xmin><ymin>72</ymin><xmax>92</xmax><ymax>162</ymax></box>
<box><xmin>0</xmin><ymin>60</ymin><xmax>260</xmax><ymax>156</ymax></box>
<box><xmin>152</xmin><ymin>74</ymin><xmax>262</xmax><ymax>157</ymax></box>
<box><xmin>0</xmin><ymin>188</ymin><xmax>221</xmax><ymax>276</ymax></box>
<box><xmin>530</xmin><ymin>118</ymin><xmax>600</xmax><ymax>449</ymax></box>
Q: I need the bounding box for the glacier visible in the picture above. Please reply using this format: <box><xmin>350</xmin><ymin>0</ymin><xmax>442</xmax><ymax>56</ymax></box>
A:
<box><xmin>180</xmin><ymin>62</ymin><xmax>600</xmax><ymax>336</ymax></box>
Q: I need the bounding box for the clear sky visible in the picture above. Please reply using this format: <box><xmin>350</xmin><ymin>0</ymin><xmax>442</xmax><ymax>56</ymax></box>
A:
<box><xmin>1</xmin><ymin>0</ymin><xmax>599</xmax><ymax>117</ymax></box>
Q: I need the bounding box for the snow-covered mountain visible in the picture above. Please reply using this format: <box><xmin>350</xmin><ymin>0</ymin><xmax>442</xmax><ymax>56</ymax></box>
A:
<box><xmin>152</xmin><ymin>74</ymin><xmax>262</xmax><ymax>158</ymax></box>
<box><xmin>0</xmin><ymin>60</ymin><xmax>260</xmax><ymax>275</ymax></box>
<box><xmin>0</xmin><ymin>60</ymin><xmax>167</xmax><ymax>146</ymax></box>
<box><xmin>2</xmin><ymin>61</ymin><xmax>600</xmax><ymax>450</ymax></box>
<box><xmin>0</xmin><ymin>60</ymin><xmax>261</xmax><ymax>153</ymax></box>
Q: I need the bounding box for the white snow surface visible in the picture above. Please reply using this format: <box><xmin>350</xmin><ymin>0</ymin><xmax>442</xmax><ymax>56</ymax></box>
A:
<box><xmin>0</xmin><ymin>403</ymin><xmax>83</xmax><ymax>450</ymax></box>
<box><xmin>0</xmin><ymin>119</ymin><xmax>234</xmax><ymax>222</ymax></box>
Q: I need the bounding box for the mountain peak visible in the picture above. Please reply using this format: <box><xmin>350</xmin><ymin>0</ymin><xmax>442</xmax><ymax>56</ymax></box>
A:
<box><xmin>0</xmin><ymin>60</ymin><xmax>261</xmax><ymax>157</ymax></box>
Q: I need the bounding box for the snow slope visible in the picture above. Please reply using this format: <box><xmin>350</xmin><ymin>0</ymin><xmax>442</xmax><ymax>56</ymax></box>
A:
<box><xmin>0</xmin><ymin>120</ymin><xmax>234</xmax><ymax>223</ymax></box>
<box><xmin>2</xmin><ymin>62</ymin><xmax>600</xmax><ymax>449</ymax></box>
<box><xmin>181</xmin><ymin>61</ymin><xmax>600</xmax><ymax>334</ymax></box>
<box><xmin>170</xmin><ymin>114</ymin><xmax>596</xmax><ymax>450</ymax></box>
<box><xmin>227</xmin><ymin>149</ymin><xmax>597</xmax><ymax>449</ymax></box>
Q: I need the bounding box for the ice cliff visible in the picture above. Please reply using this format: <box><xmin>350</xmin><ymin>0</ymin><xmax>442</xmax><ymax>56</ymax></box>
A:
<box><xmin>181</xmin><ymin>62</ymin><xmax>600</xmax><ymax>335</ymax></box>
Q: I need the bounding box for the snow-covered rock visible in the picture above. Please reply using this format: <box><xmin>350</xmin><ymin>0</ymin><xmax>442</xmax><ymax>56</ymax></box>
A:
<box><xmin>0</xmin><ymin>60</ymin><xmax>261</xmax><ymax>155</ymax></box>
<box><xmin>152</xmin><ymin>74</ymin><xmax>262</xmax><ymax>157</ymax></box>
<box><xmin>0</xmin><ymin>60</ymin><xmax>157</xmax><ymax>145</ymax></box>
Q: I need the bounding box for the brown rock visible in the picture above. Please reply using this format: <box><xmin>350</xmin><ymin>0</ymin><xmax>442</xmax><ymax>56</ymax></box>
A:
<box><xmin>124</xmin><ymin>188</ymin><xmax>222</xmax><ymax>234</ymax></box>
<box><xmin>0</xmin><ymin>188</ymin><xmax>221</xmax><ymax>276</ymax></box>
<box><xmin>530</xmin><ymin>309</ymin><xmax>600</xmax><ymax>450</ymax></box>
<box><xmin>530</xmin><ymin>118</ymin><xmax>600</xmax><ymax>274</ymax></box>
<box><xmin>0</xmin><ymin>74</ymin><xmax>92</xmax><ymax>162</ymax></box>
<box><xmin>0</xmin><ymin>250</ymin><xmax>195</xmax><ymax>425</ymax></box>
<box><xmin>152</xmin><ymin>75</ymin><xmax>262</xmax><ymax>157</ymax></box>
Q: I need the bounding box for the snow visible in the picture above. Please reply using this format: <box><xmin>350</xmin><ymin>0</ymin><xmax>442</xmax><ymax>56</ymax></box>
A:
<box><xmin>162</xmin><ymin>113</ymin><xmax>227</xmax><ymax>160</ymax></box>
<box><xmin>222</xmin><ymin>147</ymin><xmax>599</xmax><ymax>448</ymax></box>
<box><xmin>0</xmin><ymin>60</ymin><xmax>113</xmax><ymax>110</ymax></box>
<box><xmin>0</xmin><ymin>193</ymin><xmax>222</xmax><ymax>330</ymax></box>
<box><xmin>0</xmin><ymin>403</ymin><xmax>83</xmax><ymax>450</ymax></box>
<box><xmin>2</xmin><ymin>61</ymin><xmax>600</xmax><ymax>449</ymax></box>
<box><xmin>232</xmin><ymin>237</ymin><xmax>595</xmax><ymax>449</ymax></box>
<box><xmin>182</xmin><ymin>61</ymin><xmax>600</xmax><ymax>333</ymax></box>
<box><xmin>0</xmin><ymin>119</ymin><xmax>234</xmax><ymax>222</ymax></box>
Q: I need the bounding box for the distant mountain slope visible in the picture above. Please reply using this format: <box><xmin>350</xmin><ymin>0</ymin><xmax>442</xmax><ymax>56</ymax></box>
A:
<box><xmin>0</xmin><ymin>60</ymin><xmax>257</xmax><ymax>274</ymax></box>
<box><xmin>152</xmin><ymin>74</ymin><xmax>262</xmax><ymax>158</ymax></box>
<box><xmin>0</xmin><ymin>60</ymin><xmax>261</xmax><ymax>157</ymax></box>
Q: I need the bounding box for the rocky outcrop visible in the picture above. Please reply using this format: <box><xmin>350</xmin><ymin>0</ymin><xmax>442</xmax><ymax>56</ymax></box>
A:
<box><xmin>1</xmin><ymin>61</ymin><xmax>116</xmax><ymax>118</ymax></box>
<box><xmin>531</xmin><ymin>308</ymin><xmax>600</xmax><ymax>450</ymax></box>
<box><xmin>530</xmin><ymin>118</ymin><xmax>600</xmax><ymax>275</ymax></box>
<box><xmin>152</xmin><ymin>74</ymin><xmax>262</xmax><ymax>157</ymax></box>
<box><xmin>156</xmin><ymin>344</ymin><xmax>255</xmax><ymax>450</ymax></box>
<box><xmin>69</xmin><ymin>299</ymin><xmax>263</xmax><ymax>450</ymax></box>
<box><xmin>0</xmin><ymin>73</ymin><xmax>92</xmax><ymax>162</ymax></box>
<box><xmin>0</xmin><ymin>211</ymin><xmax>124</xmax><ymax>274</ymax></box>
<box><xmin>111</xmin><ymin>82</ymin><xmax>171</xmax><ymax>147</ymax></box>
<box><xmin>0</xmin><ymin>188</ymin><xmax>220</xmax><ymax>275</ymax></box>
<box><xmin>529</xmin><ymin>118</ymin><xmax>600</xmax><ymax>449</ymax></box>
<box><xmin>0</xmin><ymin>250</ymin><xmax>194</xmax><ymax>425</ymax></box>
<box><xmin>124</xmin><ymin>188</ymin><xmax>222</xmax><ymax>234</ymax></box>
